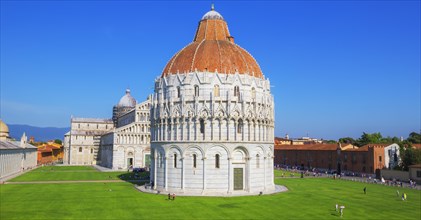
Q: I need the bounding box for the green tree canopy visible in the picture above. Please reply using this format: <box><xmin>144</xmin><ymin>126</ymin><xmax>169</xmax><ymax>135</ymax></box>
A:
<box><xmin>54</xmin><ymin>139</ymin><xmax>62</xmax><ymax>145</ymax></box>
<box><xmin>407</xmin><ymin>132</ymin><xmax>421</xmax><ymax>144</ymax></box>
<box><xmin>397</xmin><ymin>141</ymin><xmax>421</xmax><ymax>171</ymax></box>
<box><xmin>339</xmin><ymin>137</ymin><xmax>355</xmax><ymax>144</ymax></box>
<box><xmin>355</xmin><ymin>132</ymin><xmax>383</xmax><ymax>147</ymax></box>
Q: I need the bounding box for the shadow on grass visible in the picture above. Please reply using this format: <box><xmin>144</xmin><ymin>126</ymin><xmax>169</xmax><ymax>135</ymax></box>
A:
<box><xmin>218</xmin><ymin>203</ymin><xmax>240</xmax><ymax>208</ymax></box>
<box><xmin>117</xmin><ymin>171</ymin><xmax>150</xmax><ymax>186</ymax></box>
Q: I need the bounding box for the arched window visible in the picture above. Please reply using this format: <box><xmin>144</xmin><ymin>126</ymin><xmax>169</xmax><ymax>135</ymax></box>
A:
<box><xmin>158</xmin><ymin>154</ymin><xmax>162</xmax><ymax>168</ymax></box>
<box><xmin>215</xmin><ymin>154</ymin><xmax>220</xmax><ymax>168</ymax></box>
<box><xmin>251</xmin><ymin>87</ymin><xmax>256</xmax><ymax>99</ymax></box>
<box><xmin>174</xmin><ymin>154</ymin><xmax>177</xmax><ymax>168</ymax></box>
<box><xmin>214</xmin><ymin>85</ymin><xmax>220</xmax><ymax>97</ymax></box>
<box><xmin>234</xmin><ymin>86</ymin><xmax>240</xmax><ymax>97</ymax></box>
<box><xmin>200</xmin><ymin>119</ymin><xmax>205</xmax><ymax>134</ymax></box>
<box><xmin>177</xmin><ymin>86</ymin><xmax>181</xmax><ymax>98</ymax></box>
<box><xmin>194</xmin><ymin>85</ymin><xmax>199</xmax><ymax>97</ymax></box>
<box><xmin>256</xmin><ymin>154</ymin><xmax>260</xmax><ymax>168</ymax></box>
<box><xmin>193</xmin><ymin>154</ymin><xmax>197</xmax><ymax>168</ymax></box>
<box><xmin>91</xmin><ymin>148</ymin><xmax>93</xmax><ymax>154</ymax></box>
<box><xmin>79</xmin><ymin>147</ymin><xmax>82</xmax><ymax>152</ymax></box>
<box><xmin>237</xmin><ymin>119</ymin><xmax>243</xmax><ymax>134</ymax></box>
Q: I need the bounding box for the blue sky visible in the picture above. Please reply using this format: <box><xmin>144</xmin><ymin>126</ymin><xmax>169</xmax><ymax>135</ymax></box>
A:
<box><xmin>1</xmin><ymin>1</ymin><xmax>420</xmax><ymax>140</ymax></box>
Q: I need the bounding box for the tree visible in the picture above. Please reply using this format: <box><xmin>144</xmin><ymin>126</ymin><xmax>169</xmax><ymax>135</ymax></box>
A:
<box><xmin>398</xmin><ymin>141</ymin><xmax>421</xmax><ymax>171</ymax></box>
<box><xmin>407</xmin><ymin>132</ymin><xmax>421</xmax><ymax>144</ymax></box>
<box><xmin>54</xmin><ymin>139</ymin><xmax>62</xmax><ymax>145</ymax></box>
<box><xmin>339</xmin><ymin>137</ymin><xmax>355</xmax><ymax>145</ymax></box>
<box><xmin>325</xmin><ymin>140</ymin><xmax>337</xmax><ymax>144</ymax></box>
<box><xmin>380</xmin><ymin>136</ymin><xmax>401</xmax><ymax>144</ymax></box>
<box><xmin>355</xmin><ymin>132</ymin><xmax>383</xmax><ymax>147</ymax></box>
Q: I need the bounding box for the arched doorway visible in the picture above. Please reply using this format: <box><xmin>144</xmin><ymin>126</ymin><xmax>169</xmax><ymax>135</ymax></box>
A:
<box><xmin>127</xmin><ymin>152</ymin><xmax>134</xmax><ymax>169</ymax></box>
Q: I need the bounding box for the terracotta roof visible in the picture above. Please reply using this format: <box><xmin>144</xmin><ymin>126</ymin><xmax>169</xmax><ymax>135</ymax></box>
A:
<box><xmin>161</xmin><ymin>8</ymin><xmax>263</xmax><ymax>79</ymax></box>
<box><xmin>38</xmin><ymin>145</ymin><xmax>60</xmax><ymax>153</ymax></box>
<box><xmin>275</xmin><ymin>143</ymin><xmax>338</xmax><ymax>151</ymax></box>
<box><xmin>345</xmin><ymin>145</ymin><xmax>369</xmax><ymax>152</ymax></box>
<box><xmin>412</xmin><ymin>144</ymin><xmax>421</xmax><ymax>149</ymax></box>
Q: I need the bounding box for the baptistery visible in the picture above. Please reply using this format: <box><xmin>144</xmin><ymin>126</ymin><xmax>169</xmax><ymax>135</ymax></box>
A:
<box><xmin>150</xmin><ymin>6</ymin><xmax>275</xmax><ymax>196</ymax></box>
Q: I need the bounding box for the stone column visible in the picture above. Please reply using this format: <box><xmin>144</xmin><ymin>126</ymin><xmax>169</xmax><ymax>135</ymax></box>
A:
<box><xmin>247</xmin><ymin>156</ymin><xmax>251</xmax><ymax>192</ymax></box>
<box><xmin>263</xmin><ymin>156</ymin><xmax>267</xmax><ymax>191</ymax></box>
<box><xmin>234</xmin><ymin>121</ymin><xmax>237</xmax><ymax>141</ymax></box>
<box><xmin>194</xmin><ymin>119</ymin><xmax>199</xmax><ymax>141</ymax></box>
<box><xmin>203</xmin><ymin>120</ymin><xmax>207</xmax><ymax>141</ymax></box>
<box><xmin>180</xmin><ymin>120</ymin><xmax>185</xmax><ymax>141</ymax></box>
<box><xmin>202</xmin><ymin>157</ymin><xmax>207</xmax><ymax>192</ymax></box>
<box><xmin>174</xmin><ymin>119</ymin><xmax>178</xmax><ymax>141</ymax></box>
<box><xmin>253</xmin><ymin>121</ymin><xmax>256</xmax><ymax>141</ymax></box>
<box><xmin>271</xmin><ymin>156</ymin><xmax>275</xmax><ymax>187</ymax></box>
<box><xmin>181</xmin><ymin>157</ymin><xmax>184</xmax><ymax>189</ymax></box>
<box><xmin>153</xmin><ymin>151</ymin><xmax>158</xmax><ymax>190</ymax></box>
<box><xmin>164</xmin><ymin>156</ymin><xmax>168</xmax><ymax>191</ymax></box>
<box><xmin>187</xmin><ymin>119</ymin><xmax>191</xmax><ymax>141</ymax></box>
<box><xmin>162</xmin><ymin>120</ymin><xmax>166</xmax><ymax>141</ymax></box>
<box><xmin>169</xmin><ymin>120</ymin><xmax>174</xmax><ymax>141</ymax></box>
<box><xmin>243</xmin><ymin>121</ymin><xmax>247</xmax><ymax>142</ymax></box>
<box><xmin>227</xmin><ymin>120</ymin><xmax>230</xmax><ymax>141</ymax></box>
<box><xmin>210</xmin><ymin>119</ymin><xmax>214</xmax><ymax>141</ymax></box>
<box><xmin>218</xmin><ymin>119</ymin><xmax>222</xmax><ymax>141</ymax></box>
<box><xmin>228</xmin><ymin>157</ymin><xmax>232</xmax><ymax>193</ymax></box>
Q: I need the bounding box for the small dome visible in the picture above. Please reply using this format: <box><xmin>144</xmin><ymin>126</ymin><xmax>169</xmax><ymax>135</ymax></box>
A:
<box><xmin>0</xmin><ymin>119</ymin><xmax>10</xmax><ymax>139</ymax></box>
<box><xmin>202</xmin><ymin>6</ymin><xmax>224</xmax><ymax>20</ymax></box>
<box><xmin>117</xmin><ymin>89</ymin><xmax>136</xmax><ymax>107</ymax></box>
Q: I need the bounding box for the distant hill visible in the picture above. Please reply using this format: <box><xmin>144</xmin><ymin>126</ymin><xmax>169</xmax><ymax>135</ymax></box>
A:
<box><xmin>8</xmin><ymin>124</ymin><xmax>69</xmax><ymax>142</ymax></box>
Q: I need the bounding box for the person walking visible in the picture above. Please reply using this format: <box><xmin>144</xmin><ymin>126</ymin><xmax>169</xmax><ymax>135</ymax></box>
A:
<box><xmin>363</xmin><ymin>187</ymin><xmax>366</xmax><ymax>194</ymax></box>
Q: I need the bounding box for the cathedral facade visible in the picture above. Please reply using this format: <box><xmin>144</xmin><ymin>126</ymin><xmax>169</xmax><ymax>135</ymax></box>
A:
<box><xmin>63</xmin><ymin>90</ymin><xmax>151</xmax><ymax>170</ymax></box>
<box><xmin>150</xmin><ymin>7</ymin><xmax>275</xmax><ymax>195</ymax></box>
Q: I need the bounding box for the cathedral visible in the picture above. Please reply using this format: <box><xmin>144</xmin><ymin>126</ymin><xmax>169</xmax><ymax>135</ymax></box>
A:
<box><xmin>63</xmin><ymin>90</ymin><xmax>151</xmax><ymax>170</ymax></box>
<box><xmin>149</xmin><ymin>6</ymin><xmax>276</xmax><ymax>195</ymax></box>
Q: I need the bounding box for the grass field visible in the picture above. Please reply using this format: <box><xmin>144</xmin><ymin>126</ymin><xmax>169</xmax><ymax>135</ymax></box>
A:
<box><xmin>8</xmin><ymin>166</ymin><xmax>129</xmax><ymax>182</ymax></box>
<box><xmin>274</xmin><ymin>169</ymin><xmax>302</xmax><ymax>177</ymax></box>
<box><xmin>1</xmin><ymin>166</ymin><xmax>420</xmax><ymax>220</ymax></box>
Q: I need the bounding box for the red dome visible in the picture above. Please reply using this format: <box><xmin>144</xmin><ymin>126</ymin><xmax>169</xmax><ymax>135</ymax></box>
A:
<box><xmin>161</xmin><ymin>9</ymin><xmax>263</xmax><ymax>79</ymax></box>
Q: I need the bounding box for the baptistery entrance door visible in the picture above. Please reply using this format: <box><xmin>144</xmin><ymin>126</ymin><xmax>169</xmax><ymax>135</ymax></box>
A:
<box><xmin>234</xmin><ymin>168</ymin><xmax>243</xmax><ymax>190</ymax></box>
<box><xmin>127</xmin><ymin>158</ymin><xmax>133</xmax><ymax>168</ymax></box>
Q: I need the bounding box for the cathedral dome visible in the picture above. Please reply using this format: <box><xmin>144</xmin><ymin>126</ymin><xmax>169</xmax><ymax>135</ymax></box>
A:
<box><xmin>0</xmin><ymin>119</ymin><xmax>10</xmax><ymax>139</ymax></box>
<box><xmin>117</xmin><ymin>89</ymin><xmax>136</xmax><ymax>107</ymax></box>
<box><xmin>161</xmin><ymin>7</ymin><xmax>263</xmax><ymax>79</ymax></box>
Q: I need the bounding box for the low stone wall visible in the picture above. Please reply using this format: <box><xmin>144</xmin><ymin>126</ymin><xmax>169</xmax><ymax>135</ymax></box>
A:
<box><xmin>380</xmin><ymin>169</ymin><xmax>409</xmax><ymax>181</ymax></box>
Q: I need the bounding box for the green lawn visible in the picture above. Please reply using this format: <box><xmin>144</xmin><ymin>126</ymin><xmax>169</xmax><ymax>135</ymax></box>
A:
<box><xmin>8</xmin><ymin>166</ymin><xmax>129</xmax><ymax>182</ymax></box>
<box><xmin>274</xmin><ymin>169</ymin><xmax>301</xmax><ymax>177</ymax></box>
<box><xmin>1</xmin><ymin>166</ymin><xmax>420</xmax><ymax>220</ymax></box>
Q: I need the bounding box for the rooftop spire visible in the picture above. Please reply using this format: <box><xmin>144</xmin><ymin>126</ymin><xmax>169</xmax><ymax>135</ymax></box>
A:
<box><xmin>211</xmin><ymin>3</ymin><xmax>215</xmax><ymax>11</ymax></box>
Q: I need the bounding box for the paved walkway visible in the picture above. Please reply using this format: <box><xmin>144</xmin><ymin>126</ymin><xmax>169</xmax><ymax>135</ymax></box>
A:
<box><xmin>135</xmin><ymin>184</ymin><xmax>288</xmax><ymax>197</ymax></box>
<box><xmin>93</xmin><ymin>165</ymin><xmax>118</xmax><ymax>172</ymax></box>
